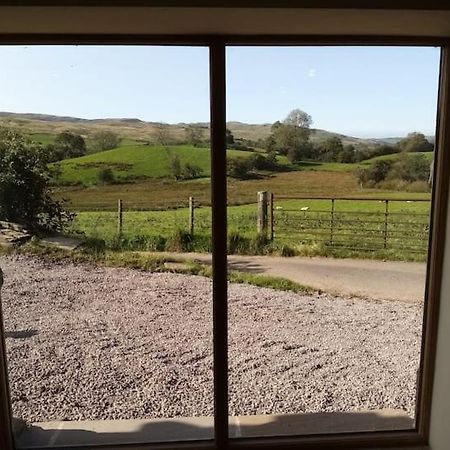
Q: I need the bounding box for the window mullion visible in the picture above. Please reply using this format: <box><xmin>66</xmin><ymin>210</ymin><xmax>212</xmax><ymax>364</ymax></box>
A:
<box><xmin>210</xmin><ymin>40</ymin><xmax>229</xmax><ymax>449</ymax></box>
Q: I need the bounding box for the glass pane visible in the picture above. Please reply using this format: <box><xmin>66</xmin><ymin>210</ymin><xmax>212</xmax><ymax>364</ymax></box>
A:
<box><xmin>226</xmin><ymin>45</ymin><xmax>440</xmax><ymax>438</ymax></box>
<box><xmin>0</xmin><ymin>45</ymin><xmax>213</xmax><ymax>447</ymax></box>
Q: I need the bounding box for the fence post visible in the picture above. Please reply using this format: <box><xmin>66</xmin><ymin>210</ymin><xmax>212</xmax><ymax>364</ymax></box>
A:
<box><xmin>330</xmin><ymin>198</ymin><xmax>335</xmax><ymax>245</ymax></box>
<box><xmin>384</xmin><ymin>200</ymin><xmax>389</xmax><ymax>249</ymax></box>
<box><xmin>257</xmin><ymin>191</ymin><xmax>269</xmax><ymax>238</ymax></box>
<box><xmin>117</xmin><ymin>199</ymin><xmax>123</xmax><ymax>236</ymax></box>
<box><xmin>269</xmin><ymin>192</ymin><xmax>274</xmax><ymax>241</ymax></box>
<box><xmin>189</xmin><ymin>196</ymin><xmax>195</xmax><ymax>236</ymax></box>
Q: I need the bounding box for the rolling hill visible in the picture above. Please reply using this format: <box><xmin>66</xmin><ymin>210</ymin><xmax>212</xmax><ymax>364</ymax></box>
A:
<box><xmin>0</xmin><ymin>111</ymin><xmax>420</xmax><ymax>147</ymax></box>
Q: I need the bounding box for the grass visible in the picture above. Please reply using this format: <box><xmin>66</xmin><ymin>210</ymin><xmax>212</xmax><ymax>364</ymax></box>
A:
<box><xmin>54</xmin><ymin>170</ymin><xmax>362</xmax><ymax>210</ymax></box>
<box><xmin>56</xmin><ymin>143</ymin><xmax>257</xmax><ymax>185</ymax></box>
<box><xmin>68</xmin><ymin>196</ymin><xmax>431</xmax><ymax>262</ymax></box>
<box><xmin>3</xmin><ymin>241</ymin><xmax>313</xmax><ymax>294</ymax></box>
<box><xmin>181</xmin><ymin>260</ymin><xmax>312</xmax><ymax>294</ymax></box>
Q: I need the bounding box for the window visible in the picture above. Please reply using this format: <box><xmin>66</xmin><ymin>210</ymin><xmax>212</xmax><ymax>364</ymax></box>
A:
<box><xmin>3</xmin><ymin>36</ymin><xmax>447</xmax><ymax>448</ymax></box>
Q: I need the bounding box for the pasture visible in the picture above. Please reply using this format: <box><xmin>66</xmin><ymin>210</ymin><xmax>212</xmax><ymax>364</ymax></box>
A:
<box><xmin>71</xmin><ymin>197</ymin><xmax>431</xmax><ymax>261</ymax></box>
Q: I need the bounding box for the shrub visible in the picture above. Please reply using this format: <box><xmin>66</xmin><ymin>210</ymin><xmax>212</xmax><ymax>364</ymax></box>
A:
<box><xmin>182</xmin><ymin>163</ymin><xmax>203</xmax><ymax>180</ymax></box>
<box><xmin>169</xmin><ymin>155</ymin><xmax>183</xmax><ymax>180</ymax></box>
<box><xmin>227</xmin><ymin>157</ymin><xmax>251</xmax><ymax>179</ymax></box>
<box><xmin>227</xmin><ymin>231</ymin><xmax>251</xmax><ymax>254</ymax></box>
<box><xmin>168</xmin><ymin>229</ymin><xmax>193</xmax><ymax>252</ymax></box>
<box><xmin>280</xmin><ymin>244</ymin><xmax>297</xmax><ymax>257</ymax></box>
<box><xmin>98</xmin><ymin>168</ymin><xmax>115</xmax><ymax>185</ymax></box>
<box><xmin>0</xmin><ymin>127</ymin><xmax>74</xmax><ymax>232</ymax></box>
<box><xmin>90</xmin><ymin>131</ymin><xmax>121</xmax><ymax>152</ymax></box>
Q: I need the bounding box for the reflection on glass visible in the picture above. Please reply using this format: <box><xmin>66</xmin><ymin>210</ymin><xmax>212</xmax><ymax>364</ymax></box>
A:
<box><xmin>226</xmin><ymin>45</ymin><xmax>439</xmax><ymax>438</ymax></box>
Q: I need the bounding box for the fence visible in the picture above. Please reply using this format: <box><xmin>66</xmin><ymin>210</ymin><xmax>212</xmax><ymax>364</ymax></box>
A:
<box><xmin>77</xmin><ymin>193</ymin><xmax>431</xmax><ymax>255</ymax></box>
<box><xmin>272</xmin><ymin>195</ymin><xmax>431</xmax><ymax>254</ymax></box>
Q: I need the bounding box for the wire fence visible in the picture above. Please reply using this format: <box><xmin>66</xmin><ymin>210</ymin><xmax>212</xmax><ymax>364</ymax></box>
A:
<box><xmin>71</xmin><ymin>194</ymin><xmax>432</xmax><ymax>256</ymax></box>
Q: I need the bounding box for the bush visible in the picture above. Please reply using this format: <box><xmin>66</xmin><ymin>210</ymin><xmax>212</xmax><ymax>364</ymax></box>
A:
<box><xmin>90</xmin><ymin>131</ymin><xmax>121</xmax><ymax>152</ymax></box>
<box><xmin>169</xmin><ymin>155</ymin><xmax>183</xmax><ymax>180</ymax></box>
<box><xmin>228</xmin><ymin>231</ymin><xmax>251</xmax><ymax>254</ymax></box>
<box><xmin>227</xmin><ymin>157</ymin><xmax>251</xmax><ymax>179</ymax></box>
<box><xmin>98</xmin><ymin>168</ymin><xmax>115</xmax><ymax>185</ymax></box>
<box><xmin>182</xmin><ymin>163</ymin><xmax>203</xmax><ymax>180</ymax></box>
<box><xmin>168</xmin><ymin>229</ymin><xmax>193</xmax><ymax>252</ymax></box>
<box><xmin>0</xmin><ymin>128</ymin><xmax>74</xmax><ymax>232</ymax></box>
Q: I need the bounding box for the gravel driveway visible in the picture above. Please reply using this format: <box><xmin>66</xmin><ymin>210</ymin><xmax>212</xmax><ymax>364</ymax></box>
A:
<box><xmin>0</xmin><ymin>255</ymin><xmax>423</xmax><ymax>423</ymax></box>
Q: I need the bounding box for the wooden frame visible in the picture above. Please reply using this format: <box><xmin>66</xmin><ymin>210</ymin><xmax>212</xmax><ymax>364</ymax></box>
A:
<box><xmin>0</xmin><ymin>35</ymin><xmax>448</xmax><ymax>450</ymax></box>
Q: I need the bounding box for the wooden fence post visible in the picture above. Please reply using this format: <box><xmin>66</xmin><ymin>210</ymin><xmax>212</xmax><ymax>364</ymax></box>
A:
<box><xmin>257</xmin><ymin>191</ymin><xmax>269</xmax><ymax>238</ymax></box>
<box><xmin>330</xmin><ymin>198</ymin><xmax>335</xmax><ymax>245</ymax></box>
<box><xmin>189</xmin><ymin>197</ymin><xmax>195</xmax><ymax>236</ymax></box>
<box><xmin>384</xmin><ymin>200</ymin><xmax>389</xmax><ymax>249</ymax></box>
<box><xmin>269</xmin><ymin>192</ymin><xmax>274</xmax><ymax>241</ymax></box>
<box><xmin>117</xmin><ymin>199</ymin><xmax>123</xmax><ymax>236</ymax></box>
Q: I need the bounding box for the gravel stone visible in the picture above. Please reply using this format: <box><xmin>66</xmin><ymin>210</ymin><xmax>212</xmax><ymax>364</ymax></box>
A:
<box><xmin>0</xmin><ymin>255</ymin><xmax>422</xmax><ymax>422</ymax></box>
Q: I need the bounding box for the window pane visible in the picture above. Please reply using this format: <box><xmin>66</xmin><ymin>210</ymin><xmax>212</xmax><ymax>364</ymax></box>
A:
<box><xmin>0</xmin><ymin>45</ymin><xmax>213</xmax><ymax>447</ymax></box>
<box><xmin>226</xmin><ymin>45</ymin><xmax>440</xmax><ymax>438</ymax></box>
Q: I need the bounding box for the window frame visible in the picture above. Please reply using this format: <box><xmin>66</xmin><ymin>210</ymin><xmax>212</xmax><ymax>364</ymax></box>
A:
<box><xmin>0</xmin><ymin>35</ymin><xmax>449</xmax><ymax>450</ymax></box>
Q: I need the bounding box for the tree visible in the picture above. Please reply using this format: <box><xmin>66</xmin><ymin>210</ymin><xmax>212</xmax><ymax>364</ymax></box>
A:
<box><xmin>269</xmin><ymin>109</ymin><xmax>313</xmax><ymax>161</ymax></box>
<box><xmin>226</xmin><ymin>129</ymin><xmax>235</xmax><ymax>146</ymax></box>
<box><xmin>53</xmin><ymin>131</ymin><xmax>87</xmax><ymax>159</ymax></box>
<box><xmin>336</xmin><ymin>144</ymin><xmax>356</xmax><ymax>163</ymax></box>
<box><xmin>0</xmin><ymin>128</ymin><xmax>73</xmax><ymax>231</ymax></box>
<box><xmin>319</xmin><ymin>137</ymin><xmax>344</xmax><ymax>162</ymax></box>
<box><xmin>185</xmin><ymin>125</ymin><xmax>204</xmax><ymax>147</ymax></box>
<box><xmin>398</xmin><ymin>132</ymin><xmax>433</xmax><ymax>153</ymax></box>
<box><xmin>284</xmin><ymin>108</ymin><xmax>313</xmax><ymax>130</ymax></box>
<box><xmin>155</xmin><ymin>123</ymin><xmax>172</xmax><ymax>147</ymax></box>
<box><xmin>169</xmin><ymin>154</ymin><xmax>182</xmax><ymax>180</ymax></box>
<box><xmin>91</xmin><ymin>131</ymin><xmax>121</xmax><ymax>152</ymax></box>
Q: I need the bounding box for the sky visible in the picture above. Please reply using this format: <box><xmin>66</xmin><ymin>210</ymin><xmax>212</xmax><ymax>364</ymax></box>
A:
<box><xmin>0</xmin><ymin>45</ymin><xmax>441</xmax><ymax>138</ymax></box>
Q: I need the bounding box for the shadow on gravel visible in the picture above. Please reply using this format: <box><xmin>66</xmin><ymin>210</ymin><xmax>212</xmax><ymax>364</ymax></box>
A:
<box><xmin>5</xmin><ymin>330</ymin><xmax>38</xmax><ymax>340</ymax></box>
<box><xmin>16</xmin><ymin>411</ymin><xmax>414</xmax><ymax>447</ymax></box>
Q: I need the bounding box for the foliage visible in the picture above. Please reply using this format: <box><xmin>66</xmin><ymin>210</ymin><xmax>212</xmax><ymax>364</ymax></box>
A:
<box><xmin>90</xmin><ymin>131</ymin><xmax>121</xmax><ymax>152</ymax></box>
<box><xmin>0</xmin><ymin>128</ymin><xmax>73</xmax><ymax>231</ymax></box>
<box><xmin>98</xmin><ymin>168</ymin><xmax>115</xmax><ymax>185</ymax></box>
<box><xmin>358</xmin><ymin>153</ymin><xmax>431</xmax><ymax>189</ymax></box>
<box><xmin>336</xmin><ymin>144</ymin><xmax>356</xmax><ymax>163</ymax></box>
<box><xmin>169</xmin><ymin>154</ymin><xmax>183</xmax><ymax>180</ymax></box>
<box><xmin>227</xmin><ymin>157</ymin><xmax>251</xmax><ymax>179</ymax></box>
<box><xmin>226</xmin><ymin>128</ymin><xmax>235</xmax><ymax>146</ymax></box>
<box><xmin>265</xmin><ymin>109</ymin><xmax>314</xmax><ymax>163</ymax></box>
<box><xmin>182</xmin><ymin>163</ymin><xmax>203</xmax><ymax>180</ymax></box>
<box><xmin>184</xmin><ymin>125</ymin><xmax>204</xmax><ymax>147</ymax></box>
<box><xmin>155</xmin><ymin>123</ymin><xmax>172</xmax><ymax>147</ymax></box>
<box><xmin>318</xmin><ymin>136</ymin><xmax>344</xmax><ymax>162</ymax></box>
<box><xmin>47</xmin><ymin>131</ymin><xmax>87</xmax><ymax>161</ymax></box>
<box><xmin>398</xmin><ymin>132</ymin><xmax>433</xmax><ymax>153</ymax></box>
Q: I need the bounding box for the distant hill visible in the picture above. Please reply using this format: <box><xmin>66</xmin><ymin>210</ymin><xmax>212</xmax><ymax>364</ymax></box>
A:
<box><xmin>0</xmin><ymin>111</ymin><xmax>432</xmax><ymax>147</ymax></box>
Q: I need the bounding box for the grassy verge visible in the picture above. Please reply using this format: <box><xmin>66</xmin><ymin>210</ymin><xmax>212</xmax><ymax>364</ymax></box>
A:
<box><xmin>171</xmin><ymin>260</ymin><xmax>313</xmax><ymax>294</ymax></box>
<box><xmin>0</xmin><ymin>241</ymin><xmax>313</xmax><ymax>294</ymax></box>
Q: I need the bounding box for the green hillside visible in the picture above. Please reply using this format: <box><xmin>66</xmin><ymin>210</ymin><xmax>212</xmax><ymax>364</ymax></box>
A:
<box><xmin>56</xmin><ymin>144</ymin><xmax>257</xmax><ymax>185</ymax></box>
<box><xmin>358</xmin><ymin>151</ymin><xmax>434</xmax><ymax>167</ymax></box>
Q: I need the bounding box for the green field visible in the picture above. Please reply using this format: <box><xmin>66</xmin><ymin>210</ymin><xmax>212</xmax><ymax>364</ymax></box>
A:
<box><xmin>56</xmin><ymin>144</ymin><xmax>259</xmax><ymax>185</ymax></box>
<box><xmin>37</xmin><ymin>138</ymin><xmax>432</xmax><ymax>261</ymax></box>
<box><xmin>71</xmin><ymin>198</ymin><xmax>431</xmax><ymax>261</ymax></box>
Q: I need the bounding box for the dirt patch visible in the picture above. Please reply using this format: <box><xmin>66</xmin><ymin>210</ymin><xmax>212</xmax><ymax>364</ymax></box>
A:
<box><xmin>0</xmin><ymin>255</ymin><xmax>422</xmax><ymax>422</ymax></box>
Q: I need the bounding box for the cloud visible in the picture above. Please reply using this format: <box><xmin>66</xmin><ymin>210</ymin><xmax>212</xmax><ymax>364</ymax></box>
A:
<box><xmin>307</xmin><ymin>68</ymin><xmax>317</xmax><ymax>78</ymax></box>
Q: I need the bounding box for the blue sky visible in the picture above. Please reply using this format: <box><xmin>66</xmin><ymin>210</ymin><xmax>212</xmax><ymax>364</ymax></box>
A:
<box><xmin>0</xmin><ymin>45</ymin><xmax>441</xmax><ymax>138</ymax></box>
